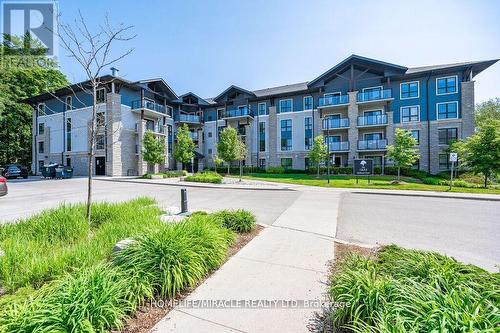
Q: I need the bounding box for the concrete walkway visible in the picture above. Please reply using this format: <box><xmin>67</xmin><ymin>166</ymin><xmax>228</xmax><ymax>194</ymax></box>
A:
<box><xmin>151</xmin><ymin>189</ymin><xmax>340</xmax><ymax>332</ymax></box>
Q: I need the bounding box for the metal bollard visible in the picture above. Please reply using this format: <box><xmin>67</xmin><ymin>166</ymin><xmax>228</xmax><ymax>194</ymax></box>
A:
<box><xmin>181</xmin><ymin>188</ymin><xmax>188</xmax><ymax>214</ymax></box>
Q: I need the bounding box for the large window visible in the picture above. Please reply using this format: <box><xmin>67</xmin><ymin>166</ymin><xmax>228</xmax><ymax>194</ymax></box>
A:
<box><xmin>437</xmin><ymin>102</ymin><xmax>458</xmax><ymax>119</ymax></box>
<box><xmin>259</xmin><ymin>121</ymin><xmax>266</xmax><ymax>152</ymax></box>
<box><xmin>303</xmin><ymin>96</ymin><xmax>313</xmax><ymax>110</ymax></box>
<box><xmin>438</xmin><ymin>128</ymin><xmax>458</xmax><ymax>145</ymax></box>
<box><xmin>96</xmin><ymin>88</ymin><xmax>106</xmax><ymax>103</ymax></box>
<box><xmin>401</xmin><ymin>106</ymin><xmax>420</xmax><ymax>122</ymax></box>
<box><xmin>38</xmin><ymin>123</ymin><xmax>45</xmax><ymax>135</ymax></box>
<box><xmin>279</xmin><ymin>99</ymin><xmax>293</xmax><ymax>113</ymax></box>
<box><xmin>38</xmin><ymin>141</ymin><xmax>44</xmax><ymax>154</ymax></box>
<box><xmin>280</xmin><ymin>119</ymin><xmax>292</xmax><ymax>151</ymax></box>
<box><xmin>66</xmin><ymin>118</ymin><xmax>72</xmax><ymax>152</ymax></box>
<box><xmin>281</xmin><ymin>158</ymin><xmax>293</xmax><ymax>170</ymax></box>
<box><xmin>410</xmin><ymin>130</ymin><xmax>420</xmax><ymax>144</ymax></box>
<box><xmin>439</xmin><ymin>154</ymin><xmax>451</xmax><ymax>170</ymax></box>
<box><xmin>96</xmin><ymin>134</ymin><xmax>105</xmax><ymax>150</ymax></box>
<box><xmin>65</xmin><ymin>96</ymin><xmax>72</xmax><ymax>111</ymax></box>
<box><xmin>436</xmin><ymin>76</ymin><xmax>457</xmax><ymax>95</ymax></box>
<box><xmin>304</xmin><ymin>117</ymin><xmax>313</xmax><ymax>150</ymax></box>
<box><xmin>400</xmin><ymin>81</ymin><xmax>419</xmax><ymax>99</ymax></box>
<box><xmin>259</xmin><ymin>158</ymin><xmax>266</xmax><ymax>169</ymax></box>
<box><xmin>96</xmin><ymin>112</ymin><xmax>105</xmax><ymax>127</ymax></box>
<box><xmin>258</xmin><ymin>102</ymin><xmax>267</xmax><ymax>115</ymax></box>
<box><xmin>167</xmin><ymin>125</ymin><xmax>173</xmax><ymax>153</ymax></box>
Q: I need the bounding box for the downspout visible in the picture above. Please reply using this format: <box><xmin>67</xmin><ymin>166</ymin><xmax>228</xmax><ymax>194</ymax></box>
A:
<box><xmin>425</xmin><ymin>72</ymin><xmax>432</xmax><ymax>174</ymax></box>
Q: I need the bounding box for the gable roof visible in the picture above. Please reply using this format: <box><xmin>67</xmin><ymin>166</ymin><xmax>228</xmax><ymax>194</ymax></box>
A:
<box><xmin>175</xmin><ymin>92</ymin><xmax>210</xmax><ymax>106</ymax></box>
<box><xmin>213</xmin><ymin>85</ymin><xmax>256</xmax><ymax>102</ymax></box>
<box><xmin>135</xmin><ymin>78</ymin><xmax>178</xmax><ymax>100</ymax></box>
<box><xmin>406</xmin><ymin>59</ymin><xmax>499</xmax><ymax>77</ymax></box>
<box><xmin>253</xmin><ymin>81</ymin><xmax>309</xmax><ymax>98</ymax></box>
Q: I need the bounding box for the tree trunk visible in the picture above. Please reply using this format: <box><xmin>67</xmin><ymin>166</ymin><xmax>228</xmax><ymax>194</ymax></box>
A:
<box><xmin>227</xmin><ymin>163</ymin><xmax>230</xmax><ymax>175</ymax></box>
<box><xmin>86</xmin><ymin>84</ymin><xmax>97</xmax><ymax>225</ymax></box>
<box><xmin>215</xmin><ymin>163</ymin><xmax>217</xmax><ymax>174</ymax></box>
<box><xmin>239</xmin><ymin>160</ymin><xmax>242</xmax><ymax>182</ymax></box>
<box><xmin>397</xmin><ymin>166</ymin><xmax>401</xmax><ymax>182</ymax></box>
<box><xmin>484</xmin><ymin>174</ymin><xmax>488</xmax><ymax>188</ymax></box>
<box><xmin>317</xmin><ymin>163</ymin><xmax>320</xmax><ymax>178</ymax></box>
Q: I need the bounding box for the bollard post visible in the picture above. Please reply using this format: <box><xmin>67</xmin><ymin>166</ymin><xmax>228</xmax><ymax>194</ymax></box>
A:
<box><xmin>181</xmin><ymin>188</ymin><xmax>188</xmax><ymax>214</ymax></box>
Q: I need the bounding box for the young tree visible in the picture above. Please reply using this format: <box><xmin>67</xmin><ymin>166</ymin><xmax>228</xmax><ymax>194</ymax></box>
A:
<box><xmin>213</xmin><ymin>154</ymin><xmax>223</xmax><ymax>174</ymax></box>
<box><xmin>386</xmin><ymin>128</ymin><xmax>419</xmax><ymax>181</ymax></box>
<box><xmin>459</xmin><ymin>121</ymin><xmax>500</xmax><ymax>187</ymax></box>
<box><xmin>475</xmin><ymin>98</ymin><xmax>500</xmax><ymax>127</ymax></box>
<box><xmin>308</xmin><ymin>135</ymin><xmax>327</xmax><ymax>177</ymax></box>
<box><xmin>235</xmin><ymin>137</ymin><xmax>247</xmax><ymax>181</ymax></box>
<box><xmin>54</xmin><ymin>11</ymin><xmax>135</xmax><ymax>224</ymax></box>
<box><xmin>142</xmin><ymin>131</ymin><xmax>165</xmax><ymax>172</ymax></box>
<box><xmin>173</xmin><ymin>124</ymin><xmax>195</xmax><ymax>172</ymax></box>
<box><xmin>217</xmin><ymin>127</ymin><xmax>238</xmax><ymax>174</ymax></box>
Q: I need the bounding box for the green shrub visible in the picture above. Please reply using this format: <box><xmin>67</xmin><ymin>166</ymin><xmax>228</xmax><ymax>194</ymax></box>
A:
<box><xmin>141</xmin><ymin>173</ymin><xmax>153</xmax><ymax>179</ymax></box>
<box><xmin>383</xmin><ymin>166</ymin><xmax>429</xmax><ymax>180</ymax></box>
<box><xmin>162</xmin><ymin>170</ymin><xmax>185</xmax><ymax>178</ymax></box>
<box><xmin>211</xmin><ymin>209</ymin><xmax>256</xmax><ymax>233</ymax></box>
<box><xmin>266</xmin><ymin>166</ymin><xmax>286</xmax><ymax>174</ymax></box>
<box><xmin>185</xmin><ymin>171</ymin><xmax>223</xmax><ymax>184</ymax></box>
<box><xmin>307</xmin><ymin>166</ymin><xmax>353</xmax><ymax>175</ymax></box>
<box><xmin>422</xmin><ymin>177</ymin><xmax>441</xmax><ymax>185</ymax></box>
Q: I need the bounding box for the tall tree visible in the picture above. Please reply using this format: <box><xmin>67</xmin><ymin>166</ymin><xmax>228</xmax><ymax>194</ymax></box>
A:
<box><xmin>55</xmin><ymin>11</ymin><xmax>135</xmax><ymax>224</ymax></box>
<box><xmin>142</xmin><ymin>131</ymin><xmax>165</xmax><ymax>172</ymax></box>
<box><xmin>217</xmin><ymin>126</ymin><xmax>238</xmax><ymax>174</ymax></box>
<box><xmin>173</xmin><ymin>124</ymin><xmax>195</xmax><ymax>171</ymax></box>
<box><xmin>235</xmin><ymin>137</ymin><xmax>247</xmax><ymax>181</ymax></box>
<box><xmin>386</xmin><ymin>128</ymin><xmax>419</xmax><ymax>181</ymax></box>
<box><xmin>308</xmin><ymin>135</ymin><xmax>327</xmax><ymax>177</ymax></box>
<box><xmin>475</xmin><ymin>98</ymin><xmax>500</xmax><ymax>127</ymax></box>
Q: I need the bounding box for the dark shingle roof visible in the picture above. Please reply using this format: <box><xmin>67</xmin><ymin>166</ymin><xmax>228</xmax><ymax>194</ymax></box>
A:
<box><xmin>406</xmin><ymin>59</ymin><xmax>499</xmax><ymax>77</ymax></box>
<box><xmin>252</xmin><ymin>81</ymin><xmax>309</xmax><ymax>98</ymax></box>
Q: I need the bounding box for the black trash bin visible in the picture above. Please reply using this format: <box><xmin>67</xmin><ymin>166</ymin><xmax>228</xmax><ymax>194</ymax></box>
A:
<box><xmin>62</xmin><ymin>166</ymin><xmax>74</xmax><ymax>179</ymax></box>
<box><xmin>42</xmin><ymin>163</ymin><xmax>58</xmax><ymax>178</ymax></box>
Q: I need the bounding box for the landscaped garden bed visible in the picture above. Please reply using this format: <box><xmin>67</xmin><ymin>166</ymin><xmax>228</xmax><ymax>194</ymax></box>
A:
<box><xmin>0</xmin><ymin>200</ymin><xmax>259</xmax><ymax>332</ymax></box>
<box><xmin>184</xmin><ymin>171</ymin><xmax>223</xmax><ymax>184</ymax></box>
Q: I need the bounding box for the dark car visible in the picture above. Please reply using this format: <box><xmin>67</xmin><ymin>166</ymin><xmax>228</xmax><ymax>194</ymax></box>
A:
<box><xmin>0</xmin><ymin>176</ymin><xmax>7</xmax><ymax>196</ymax></box>
<box><xmin>1</xmin><ymin>164</ymin><xmax>29</xmax><ymax>179</ymax></box>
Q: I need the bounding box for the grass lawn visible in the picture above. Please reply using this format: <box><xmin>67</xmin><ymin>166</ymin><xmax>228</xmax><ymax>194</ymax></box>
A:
<box><xmin>240</xmin><ymin>173</ymin><xmax>500</xmax><ymax>194</ymax></box>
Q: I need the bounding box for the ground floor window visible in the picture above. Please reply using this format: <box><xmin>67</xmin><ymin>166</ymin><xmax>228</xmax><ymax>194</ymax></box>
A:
<box><xmin>305</xmin><ymin>157</ymin><xmax>310</xmax><ymax>169</ymax></box>
<box><xmin>439</xmin><ymin>154</ymin><xmax>451</xmax><ymax>170</ymax></box>
<box><xmin>364</xmin><ymin>155</ymin><xmax>383</xmax><ymax>167</ymax></box>
<box><xmin>281</xmin><ymin>158</ymin><xmax>292</xmax><ymax>170</ymax></box>
<box><xmin>259</xmin><ymin>158</ymin><xmax>266</xmax><ymax>169</ymax></box>
<box><xmin>38</xmin><ymin>160</ymin><xmax>44</xmax><ymax>172</ymax></box>
<box><xmin>96</xmin><ymin>134</ymin><xmax>105</xmax><ymax>150</ymax></box>
<box><xmin>412</xmin><ymin>159</ymin><xmax>420</xmax><ymax>169</ymax></box>
<box><xmin>66</xmin><ymin>158</ymin><xmax>71</xmax><ymax>167</ymax></box>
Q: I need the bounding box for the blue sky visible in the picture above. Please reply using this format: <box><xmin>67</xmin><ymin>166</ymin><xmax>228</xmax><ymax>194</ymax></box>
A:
<box><xmin>54</xmin><ymin>0</ymin><xmax>499</xmax><ymax>102</ymax></box>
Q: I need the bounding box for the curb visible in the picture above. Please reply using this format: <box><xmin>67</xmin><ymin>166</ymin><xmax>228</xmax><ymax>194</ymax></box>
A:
<box><xmin>95</xmin><ymin>178</ymin><xmax>295</xmax><ymax>192</ymax></box>
<box><xmin>351</xmin><ymin>190</ymin><xmax>500</xmax><ymax>202</ymax></box>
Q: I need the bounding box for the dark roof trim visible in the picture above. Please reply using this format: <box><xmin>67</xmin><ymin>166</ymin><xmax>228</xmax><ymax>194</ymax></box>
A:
<box><xmin>135</xmin><ymin>78</ymin><xmax>178</xmax><ymax>100</ymax></box>
<box><xmin>175</xmin><ymin>92</ymin><xmax>210</xmax><ymax>106</ymax></box>
<box><xmin>213</xmin><ymin>85</ymin><xmax>256</xmax><ymax>102</ymax></box>
<box><xmin>405</xmin><ymin>59</ymin><xmax>499</xmax><ymax>78</ymax></box>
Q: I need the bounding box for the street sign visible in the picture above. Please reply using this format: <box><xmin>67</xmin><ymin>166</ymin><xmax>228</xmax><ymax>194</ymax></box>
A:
<box><xmin>449</xmin><ymin>153</ymin><xmax>458</xmax><ymax>162</ymax></box>
<box><xmin>354</xmin><ymin>159</ymin><xmax>374</xmax><ymax>176</ymax></box>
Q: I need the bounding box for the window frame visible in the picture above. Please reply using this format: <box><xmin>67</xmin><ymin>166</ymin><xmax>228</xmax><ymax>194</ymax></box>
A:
<box><xmin>410</xmin><ymin>130</ymin><xmax>420</xmax><ymax>145</ymax></box>
<box><xmin>279</xmin><ymin>99</ymin><xmax>293</xmax><ymax>113</ymax></box>
<box><xmin>400</xmin><ymin>105</ymin><xmax>420</xmax><ymax>122</ymax></box>
<box><xmin>258</xmin><ymin>102</ymin><xmax>267</xmax><ymax>116</ymax></box>
<box><xmin>439</xmin><ymin>154</ymin><xmax>451</xmax><ymax>170</ymax></box>
<box><xmin>38</xmin><ymin>141</ymin><xmax>44</xmax><ymax>154</ymax></box>
<box><xmin>400</xmin><ymin>81</ymin><xmax>420</xmax><ymax>99</ymax></box>
<box><xmin>436</xmin><ymin>101</ymin><xmax>459</xmax><ymax>120</ymax></box>
<box><xmin>66</xmin><ymin>117</ymin><xmax>72</xmax><ymax>152</ymax></box>
<box><xmin>438</xmin><ymin>127</ymin><xmax>458</xmax><ymax>145</ymax></box>
<box><xmin>280</xmin><ymin>158</ymin><xmax>293</xmax><ymax>170</ymax></box>
<box><xmin>436</xmin><ymin>75</ymin><xmax>458</xmax><ymax>95</ymax></box>
<box><xmin>37</xmin><ymin>103</ymin><xmax>46</xmax><ymax>117</ymax></box>
<box><xmin>96</xmin><ymin>88</ymin><xmax>106</xmax><ymax>103</ymax></box>
<box><xmin>280</xmin><ymin>119</ymin><xmax>292</xmax><ymax>151</ymax></box>
<box><xmin>304</xmin><ymin>116</ymin><xmax>313</xmax><ymax>150</ymax></box>
<box><xmin>96</xmin><ymin>134</ymin><xmax>105</xmax><ymax>150</ymax></box>
<box><xmin>259</xmin><ymin>121</ymin><xmax>266</xmax><ymax>152</ymax></box>
<box><xmin>38</xmin><ymin>122</ymin><xmax>45</xmax><ymax>135</ymax></box>
<box><xmin>303</xmin><ymin>96</ymin><xmax>313</xmax><ymax>111</ymax></box>
<box><xmin>64</xmin><ymin>96</ymin><xmax>73</xmax><ymax>111</ymax></box>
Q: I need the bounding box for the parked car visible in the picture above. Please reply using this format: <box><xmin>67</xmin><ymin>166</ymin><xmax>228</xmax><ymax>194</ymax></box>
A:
<box><xmin>1</xmin><ymin>164</ymin><xmax>29</xmax><ymax>179</ymax></box>
<box><xmin>0</xmin><ymin>176</ymin><xmax>7</xmax><ymax>196</ymax></box>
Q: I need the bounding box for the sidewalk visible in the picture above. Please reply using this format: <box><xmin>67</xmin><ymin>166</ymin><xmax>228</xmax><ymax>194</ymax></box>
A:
<box><xmin>151</xmin><ymin>189</ymin><xmax>340</xmax><ymax>332</ymax></box>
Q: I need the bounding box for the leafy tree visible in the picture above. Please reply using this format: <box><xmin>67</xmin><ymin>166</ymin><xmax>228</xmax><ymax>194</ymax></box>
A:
<box><xmin>308</xmin><ymin>135</ymin><xmax>327</xmax><ymax>177</ymax></box>
<box><xmin>235</xmin><ymin>137</ymin><xmax>247</xmax><ymax>181</ymax></box>
<box><xmin>386</xmin><ymin>129</ymin><xmax>419</xmax><ymax>181</ymax></box>
<box><xmin>217</xmin><ymin>127</ymin><xmax>238</xmax><ymax>174</ymax></box>
<box><xmin>458</xmin><ymin>121</ymin><xmax>500</xmax><ymax>187</ymax></box>
<box><xmin>475</xmin><ymin>98</ymin><xmax>500</xmax><ymax>127</ymax></box>
<box><xmin>142</xmin><ymin>131</ymin><xmax>165</xmax><ymax>171</ymax></box>
<box><xmin>173</xmin><ymin>124</ymin><xmax>195</xmax><ymax>171</ymax></box>
<box><xmin>213</xmin><ymin>154</ymin><xmax>223</xmax><ymax>174</ymax></box>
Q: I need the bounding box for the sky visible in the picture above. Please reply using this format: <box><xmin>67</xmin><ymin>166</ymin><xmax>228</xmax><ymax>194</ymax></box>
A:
<box><xmin>44</xmin><ymin>0</ymin><xmax>500</xmax><ymax>102</ymax></box>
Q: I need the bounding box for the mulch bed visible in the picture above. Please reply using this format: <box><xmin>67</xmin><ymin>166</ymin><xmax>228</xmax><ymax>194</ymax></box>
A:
<box><xmin>117</xmin><ymin>225</ymin><xmax>263</xmax><ymax>333</ymax></box>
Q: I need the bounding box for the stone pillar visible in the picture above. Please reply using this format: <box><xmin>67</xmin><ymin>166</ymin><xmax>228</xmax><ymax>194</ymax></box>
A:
<box><xmin>461</xmin><ymin>81</ymin><xmax>475</xmax><ymax>138</ymax></box>
<box><xmin>268</xmin><ymin>106</ymin><xmax>278</xmax><ymax>167</ymax></box>
<box><xmin>313</xmin><ymin>109</ymin><xmax>321</xmax><ymax>137</ymax></box>
<box><xmin>244</xmin><ymin>124</ymin><xmax>252</xmax><ymax>166</ymax></box>
<box><xmin>386</xmin><ymin>110</ymin><xmax>394</xmax><ymax>146</ymax></box>
<box><xmin>137</xmin><ymin>120</ymin><xmax>147</xmax><ymax>175</ymax></box>
<box><xmin>105</xmin><ymin>93</ymin><xmax>122</xmax><ymax>176</ymax></box>
<box><xmin>347</xmin><ymin>91</ymin><xmax>359</xmax><ymax>166</ymax></box>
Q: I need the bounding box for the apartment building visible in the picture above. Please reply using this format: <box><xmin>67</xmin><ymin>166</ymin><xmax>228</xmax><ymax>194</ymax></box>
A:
<box><xmin>27</xmin><ymin>55</ymin><xmax>498</xmax><ymax>176</ymax></box>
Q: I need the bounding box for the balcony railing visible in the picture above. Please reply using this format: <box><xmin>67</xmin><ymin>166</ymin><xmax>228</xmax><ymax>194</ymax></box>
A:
<box><xmin>178</xmin><ymin>114</ymin><xmax>202</xmax><ymax>123</ymax></box>
<box><xmin>189</xmin><ymin>132</ymin><xmax>199</xmax><ymax>140</ymax></box>
<box><xmin>222</xmin><ymin>106</ymin><xmax>251</xmax><ymax>118</ymax></box>
<box><xmin>358</xmin><ymin>139</ymin><xmax>388</xmax><ymax>150</ymax></box>
<box><xmin>318</xmin><ymin>95</ymin><xmax>349</xmax><ymax>107</ymax></box>
<box><xmin>136</xmin><ymin>122</ymin><xmax>166</xmax><ymax>135</ymax></box>
<box><xmin>322</xmin><ymin>118</ymin><xmax>349</xmax><ymax>130</ymax></box>
<box><xmin>131</xmin><ymin>99</ymin><xmax>166</xmax><ymax>114</ymax></box>
<box><xmin>356</xmin><ymin>89</ymin><xmax>392</xmax><ymax>103</ymax></box>
<box><xmin>357</xmin><ymin>114</ymin><xmax>388</xmax><ymax>126</ymax></box>
<box><xmin>327</xmin><ymin>141</ymin><xmax>349</xmax><ymax>151</ymax></box>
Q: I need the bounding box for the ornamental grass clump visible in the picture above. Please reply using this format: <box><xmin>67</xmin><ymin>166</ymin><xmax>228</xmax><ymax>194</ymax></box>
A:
<box><xmin>211</xmin><ymin>209</ymin><xmax>256</xmax><ymax>233</ymax></box>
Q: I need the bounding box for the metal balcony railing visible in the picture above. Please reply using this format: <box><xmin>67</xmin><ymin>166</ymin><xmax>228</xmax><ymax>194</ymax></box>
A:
<box><xmin>357</xmin><ymin>114</ymin><xmax>388</xmax><ymax>126</ymax></box>
<box><xmin>322</xmin><ymin>118</ymin><xmax>349</xmax><ymax>129</ymax></box>
<box><xmin>190</xmin><ymin>132</ymin><xmax>199</xmax><ymax>140</ymax></box>
<box><xmin>357</xmin><ymin>89</ymin><xmax>392</xmax><ymax>102</ymax></box>
<box><xmin>319</xmin><ymin>95</ymin><xmax>349</xmax><ymax>107</ymax></box>
<box><xmin>178</xmin><ymin>114</ymin><xmax>202</xmax><ymax>123</ymax></box>
<box><xmin>327</xmin><ymin>141</ymin><xmax>350</xmax><ymax>151</ymax></box>
<box><xmin>221</xmin><ymin>106</ymin><xmax>251</xmax><ymax>118</ymax></box>
<box><xmin>357</xmin><ymin>139</ymin><xmax>388</xmax><ymax>150</ymax></box>
<box><xmin>131</xmin><ymin>99</ymin><xmax>166</xmax><ymax>114</ymax></box>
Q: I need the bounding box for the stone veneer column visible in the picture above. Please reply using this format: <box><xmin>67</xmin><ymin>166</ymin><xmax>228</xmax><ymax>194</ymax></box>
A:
<box><xmin>137</xmin><ymin>120</ymin><xmax>147</xmax><ymax>175</ymax></box>
<box><xmin>244</xmin><ymin>124</ymin><xmax>252</xmax><ymax>166</ymax></box>
<box><xmin>461</xmin><ymin>81</ymin><xmax>475</xmax><ymax>138</ymax></box>
<box><xmin>268</xmin><ymin>106</ymin><xmax>278</xmax><ymax>167</ymax></box>
<box><xmin>105</xmin><ymin>93</ymin><xmax>122</xmax><ymax>176</ymax></box>
<box><xmin>385</xmin><ymin>108</ymin><xmax>394</xmax><ymax>146</ymax></box>
<box><xmin>347</xmin><ymin>91</ymin><xmax>359</xmax><ymax>166</ymax></box>
<box><xmin>313</xmin><ymin>109</ymin><xmax>321</xmax><ymax>137</ymax></box>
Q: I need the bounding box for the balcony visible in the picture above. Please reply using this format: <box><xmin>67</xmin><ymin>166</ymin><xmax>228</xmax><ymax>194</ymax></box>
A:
<box><xmin>357</xmin><ymin>114</ymin><xmax>388</xmax><ymax>127</ymax></box>
<box><xmin>327</xmin><ymin>141</ymin><xmax>350</xmax><ymax>152</ymax></box>
<box><xmin>177</xmin><ymin>113</ymin><xmax>202</xmax><ymax>124</ymax></box>
<box><xmin>221</xmin><ymin>106</ymin><xmax>252</xmax><ymax>119</ymax></box>
<box><xmin>322</xmin><ymin>118</ymin><xmax>349</xmax><ymax>130</ymax></box>
<box><xmin>135</xmin><ymin>122</ymin><xmax>166</xmax><ymax>135</ymax></box>
<box><xmin>189</xmin><ymin>131</ymin><xmax>199</xmax><ymax>141</ymax></box>
<box><xmin>318</xmin><ymin>95</ymin><xmax>349</xmax><ymax>108</ymax></box>
<box><xmin>357</xmin><ymin>139</ymin><xmax>388</xmax><ymax>150</ymax></box>
<box><xmin>131</xmin><ymin>99</ymin><xmax>169</xmax><ymax>117</ymax></box>
<box><xmin>356</xmin><ymin>89</ymin><xmax>393</xmax><ymax>103</ymax></box>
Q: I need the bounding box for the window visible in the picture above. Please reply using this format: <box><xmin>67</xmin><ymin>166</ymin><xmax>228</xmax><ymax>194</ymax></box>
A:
<box><xmin>66</xmin><ymin>118</ymin><xmax>72</xmax><ymax>152</ymax></box>
<box><xmin>401</xmin><ymin>106</ymin><xmax>420</xmax><ymax>122</ymax></box>
<box><xmin>305</xmin><ymin>157</ymin><xmax>310</xmax><ymax>169</ymax></box>
<box><xmin>259</xmin><ymin>158</ymin><xmax>266</xmax><ymax>169</ymax></box>
<box><xmin>65</xmin><ymin>96</ymin><xmax>72</xmax><ymax>111</ymax></box>
<box><xmin>66</xmin><ymin>158</ymin><xmax>71</xmax><ymax>167</ymax></box>
<box><xmin>166</xmin><ymin>106</ymin><xmax>173</xmax><ymax>117</ymax></box>
<box><xmin>96</xmin><ymin>134</ymin><xmax>105</xmax><ymax>150</ymax></box>
<box><xmin>400</xmin><ymin>81</ymin><xmax>419</xmax><ymax>99</ymax></box>
<box><xmin>96</xmin><ymin>112</ymin><xmax>105</xmax><ymax>127</ymax></box>
<box><xmin>38</xmin><ymin>123</ymin><xmax>45</xmax><ymax>135</ymax></box>
<box><xmin>410</xmin><ymin>130</ymin><xmax>420</xmax><ymax>144</ymax></box>
<box><xmin>208</xmin><ymin>148</ymin><xmax>212</xmax><ymax>155</ymax></box>
<box><xmin>96</xmin><ymin>88</ymin><xmax>106</xmax><ymax>103</ymax></box>
<box><xmin>37</xmin><ymin>103</ymin><xmax>46</xmax><ymax>116</ymax></box>
<box><xmin>167</xmin><ymin>125</ymin><xmax>173</xmax><ymax>153</ymax></box>
<box><xmin>304</xmin><ymin>117</ymin><xmax>313</xmax><ymax>150</ymax></box>
<box><xmin>303</xmin><ymin>96</ymin><xmax>313</xmax><ymax>110</ymax></box>
<box><xmin>38</xmin><ymin>160</ymin><xmax>44</xmax><ymax>171</ymax></box>
<box><xmin>365</xmin><ymin>155</ymin><xmax>383</xmax><ymax>167</ymax></box>
<box><xmin>281</xmin><ymin>158</ymin><xmax>293</xmax><ymax>170</ymax></box>
<box><xmin>437</xmin><ymin>102</ymin><xmax>458</xmax><ymax>119</ymax></box>
<box><xmin>439</xmin><ymin>154</ymin><xmax>451</xmax><ymax>170</ymax></box>
<box><xmin>279</xmin><ymin>99</ymin><xmax>293</xmax><ymax>113</ymax></box>
<box><xmin>364</xmin><ymin>132</ymin><xmax>383</xmax><ymax>141</ymax></box>
<box><xmin>208</xmin><ymin>132</ymin><xmax>212</xmax><ymax>138</ymax></box>
<box><xmin>258</xmin><ymin>102</ymin><xmax>267</xmax><ymax>115</ymax></box>
<box><xmin>438</xmin><ymin>128</ymin><xmax>458</xmax><ymax>145</ymax></box>
<box><xmin>38</xmin><ymin>141</ymin><xmax>44</xmax><ymax>154</ymax></box>
<box><xmin>280</xmin><ymin>119</ymin><xmax>292</xmax><ymax>151</ymax></box>
<box><xmin>436</xmin><ymin>76</ymin><xmax>457</xmax><ymax>95</ymax></box>
<box><xmin>412</xmin><ymin>159</ymin><xmax>420</xmax><ymax>169</ymax></box>
<box><xmin>259</xmin><ymin>122</ymin><xmax>266</xmax><ymax>152</ymax></box>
